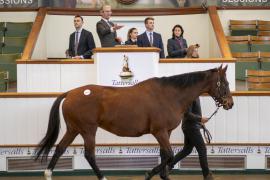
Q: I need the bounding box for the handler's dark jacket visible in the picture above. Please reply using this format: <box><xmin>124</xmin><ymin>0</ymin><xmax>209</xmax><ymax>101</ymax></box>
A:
<box><xmin>182</xmin><ymin>98</ymin><xmax>202</xmax><ymax>130</ymax></box>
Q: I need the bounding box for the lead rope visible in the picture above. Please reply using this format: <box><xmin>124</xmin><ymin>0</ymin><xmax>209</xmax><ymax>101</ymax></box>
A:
<box><xmin>202</xmin><ymin>106</ymin><xmax>220</xmax><ymax>144</ymax></box>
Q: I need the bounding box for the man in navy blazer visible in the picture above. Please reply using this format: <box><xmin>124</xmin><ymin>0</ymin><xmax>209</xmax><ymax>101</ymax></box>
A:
<box><xmin>137</xmin><ymin>17</ymin><xmax>165</xmax><ymax>58</ymax></box>
<box><xmin>68</xmin><ymin>15</ymin><xmax>96</xmax><ymax>59</ymax></box>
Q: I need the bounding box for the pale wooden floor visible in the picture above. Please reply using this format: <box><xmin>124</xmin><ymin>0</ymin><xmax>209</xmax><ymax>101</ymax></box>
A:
<box><xmin>1</xmin><ymin>175</ymin><xmax>270</xmax><ymax>180</ymax></box>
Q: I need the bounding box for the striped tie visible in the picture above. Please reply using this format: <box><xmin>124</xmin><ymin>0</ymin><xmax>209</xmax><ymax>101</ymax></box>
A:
<box><xmin>75</xmin><ymin>31</ymin><xmax>79</xmax><ymax>55</ymax></box>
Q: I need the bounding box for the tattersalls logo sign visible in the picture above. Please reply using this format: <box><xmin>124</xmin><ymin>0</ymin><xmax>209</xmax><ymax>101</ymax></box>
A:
<box><xmin>112</xmin><ymin>55</ymin><xmax>139</xmax><ymax>86</ymax></box>
<box><xmin>119</xmin><ymin>55</ymin><xmax>133</xmax><ymax>80</ymax></box>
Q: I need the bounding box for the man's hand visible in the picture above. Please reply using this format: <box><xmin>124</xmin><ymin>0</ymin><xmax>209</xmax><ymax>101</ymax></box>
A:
<box><xmin>201</xmin><ymin>117</ymin><xmax>209</xmax><ymax>125</ymax></box>
<box><xmin>113</xmin><ymin>24</ymin><xmax>124</xmax><ymax>31</ymax></box>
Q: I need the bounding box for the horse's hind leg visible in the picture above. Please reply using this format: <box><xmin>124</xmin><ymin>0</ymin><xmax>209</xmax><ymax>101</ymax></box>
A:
<box><xmin>145</xmin><ymin>131</ymin><xmax>173</xmax><ymax>180</ymax></box>
<box><xmin>82</xmin><ymin>129</ymin><xmax>107</xmax><ymax>180</ymax></box>
<box><xmin>44</xmin><ymin>130</ymin><xmax>77</xmax><ymax>180</ymax></box>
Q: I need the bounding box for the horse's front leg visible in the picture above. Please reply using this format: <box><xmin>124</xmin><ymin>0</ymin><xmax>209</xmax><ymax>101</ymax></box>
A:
<box><xmin>145</xmin><ymin>131</ymin><xmax>174</xmax><ymax>180</ymax></box>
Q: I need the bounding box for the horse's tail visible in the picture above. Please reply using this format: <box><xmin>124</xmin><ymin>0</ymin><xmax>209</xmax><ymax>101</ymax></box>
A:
<box><xmin>35</xmin><ymin>92</ymin><xmax>67</xmax><ymax>161</ymax></box>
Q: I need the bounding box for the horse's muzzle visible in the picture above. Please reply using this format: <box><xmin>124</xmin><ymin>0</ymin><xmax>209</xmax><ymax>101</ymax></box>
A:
<box><xmin>223</xmin><ymin>97</ymin><xmax>234</xmax><ymax>110</ymax></box>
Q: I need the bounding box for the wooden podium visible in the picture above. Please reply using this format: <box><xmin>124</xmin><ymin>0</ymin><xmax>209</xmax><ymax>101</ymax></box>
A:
<box><xmin>93</xmin><ymin>47</ymin><xmax>160</xmax><ymax>87</ymax></box>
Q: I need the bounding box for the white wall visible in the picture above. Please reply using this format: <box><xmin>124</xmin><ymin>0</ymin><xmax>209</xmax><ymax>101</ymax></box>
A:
<box><xmin>32</xmin><ymin>15</ymin><xmax>48</xmax><ymax>59</ymax></box>
<box><xmin>36</xmin><ymin>14</ymin><xmax>214</xmax><ymax>59</ymax></box>
<box><xmin>218</xmin><ymin>10</ymin><xmax>270</xmax><ymax>36</ymax></box>
<box><xmin>0</xmin><ymin>96</ymin><xmax>269</xmax><ymax>145</ymax></box>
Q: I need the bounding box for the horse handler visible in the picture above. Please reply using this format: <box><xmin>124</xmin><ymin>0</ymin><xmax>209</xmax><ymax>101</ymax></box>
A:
<box><xmin>169</xmin><ymin>98</ymin><xmax>214</xmax><ymax>180</ymax></box>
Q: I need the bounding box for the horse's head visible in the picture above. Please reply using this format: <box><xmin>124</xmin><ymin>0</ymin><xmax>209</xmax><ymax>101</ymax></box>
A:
<box><xmin>208</xmin><ymin>65</ymin><xmax>234</xmax><ymax>110</ymax></box>
<box><xmin>186</xmin><ymin>44</ymin><xmax>200</xmax><ymax>58</ymax></box>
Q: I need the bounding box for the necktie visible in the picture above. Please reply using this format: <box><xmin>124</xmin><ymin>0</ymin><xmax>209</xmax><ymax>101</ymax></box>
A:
<box><xmin>75</xmin><ymin>31</ymin><xmax>79</xmax><ymax>56</ymax></box>
<box><xmin>149</xmin><ymin>32</ymin><xmax>153</xmax><ymax>46</ymax></box>
<box><xmin>107</xmin><ymin>20</ymin><xmax>113</xmax><ymax>27</ymax></box>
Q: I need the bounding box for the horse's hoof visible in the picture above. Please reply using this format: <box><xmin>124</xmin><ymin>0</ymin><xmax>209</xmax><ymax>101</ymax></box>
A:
<box><xmin>145</xmin><ymin>172</ymin><xmax>151</xmax><ymax>180</ymax></box>
<box><xmin>44</xmin><ymin>169</ymin><xmax>52</xmax><ymax>180</ymax></box>
<box><xmin>100</xmin><ymin>177</ymin><xmax>108</xmax><ymax>180</ymax></box>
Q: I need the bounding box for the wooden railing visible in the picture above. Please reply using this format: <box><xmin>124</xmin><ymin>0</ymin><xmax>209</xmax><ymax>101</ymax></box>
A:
<box><xmin>21</xmin><ymin>8</ymin><xmax>47</xmax><ymax>60</ymax></box>
<box><xmin>208</xmin><ymin>6</ymin><xmax>232</xmax><ymax>58</ymax></box>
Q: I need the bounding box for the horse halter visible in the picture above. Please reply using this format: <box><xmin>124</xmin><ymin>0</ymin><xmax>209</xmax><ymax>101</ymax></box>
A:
<box><xmin>212</xmin><ymin>71</ymin><xmax>228</xmax><ymax>108</ymax></box>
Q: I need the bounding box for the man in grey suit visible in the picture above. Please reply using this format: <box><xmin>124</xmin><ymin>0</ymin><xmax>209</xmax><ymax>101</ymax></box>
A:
<box><xmin>96</xmin><ymin>5</ymin><xmax>124</xmax><ymax>47</ymax></box>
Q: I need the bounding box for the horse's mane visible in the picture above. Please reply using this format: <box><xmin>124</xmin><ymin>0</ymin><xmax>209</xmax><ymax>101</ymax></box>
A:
<box><xmin>158</xmin><ymin>68</ymin><xmax>218</xmax><ymax>88</ymax></box>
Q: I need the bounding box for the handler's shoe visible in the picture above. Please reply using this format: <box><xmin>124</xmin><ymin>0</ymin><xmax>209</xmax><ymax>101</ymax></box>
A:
<box><xmin>204</xmin><ymin>172</ymin><xmax>214</xmax><ymax>180</ymax></box>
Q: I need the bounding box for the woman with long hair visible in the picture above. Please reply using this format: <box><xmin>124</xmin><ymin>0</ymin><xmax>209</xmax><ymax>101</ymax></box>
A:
<box><xmin>167</xmin><ymin>24</ymin><xmax>188</xmax><ymax>58</ymax></box>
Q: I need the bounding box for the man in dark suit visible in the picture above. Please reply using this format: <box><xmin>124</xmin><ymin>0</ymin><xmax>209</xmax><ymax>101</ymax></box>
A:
<box><xmin>96</xmin><ymin>5</ymin><xmax>124</xmax><ymax>47</ymax></box>
<box><xmin>137</xmin><ymin>17</ymin><xmax>165</xmax><ymax>58</ymax></box>
<box><xmin>68</xmin><ymin>15</ymin><xmax>96</xmax><ymax>59</ymax></box>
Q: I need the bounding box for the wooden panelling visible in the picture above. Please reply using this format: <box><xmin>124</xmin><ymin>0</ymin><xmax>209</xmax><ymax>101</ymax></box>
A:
<box><xmin>46</xmin><ymin>7</ymin><xmax>206</xmax><ymax>16</ymax></box>
<box><xmin>16</xmin><ymin>59</ymin><xmax>94</xmax><ymax>64</ymax></box>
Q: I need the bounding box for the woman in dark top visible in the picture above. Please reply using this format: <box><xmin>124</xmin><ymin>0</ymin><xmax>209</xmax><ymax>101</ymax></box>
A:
<box><xmin>125</xmin><ymin>27</ymin><xmax>138</xmax><ymax>45</ymax></box>
<box><xmin>169</xmin><ymin>98</ymin><xmax>214</xmax><ymax>180</ymax></box>
<box><xmin>167</xmin><ymin>24</ymin><xmax>188</xmax><ymax>58</ymax></box>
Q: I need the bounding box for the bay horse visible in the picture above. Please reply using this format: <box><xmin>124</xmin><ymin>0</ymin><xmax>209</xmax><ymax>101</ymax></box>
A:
<box><xmin>35</xmin><ymin>65</ymin><xmax>233</xmax><ymax>180</ymax></box>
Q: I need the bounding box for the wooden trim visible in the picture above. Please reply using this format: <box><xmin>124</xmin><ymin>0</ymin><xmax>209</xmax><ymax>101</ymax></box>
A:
<box><xmin>228</xmin><ymin>41</ymin><xmax>249</xmax><ymax>44</ymax></box>
<box><xmin>247</xmin><ymin>69</ymin><xmax>270</xmax><ymax>77</ymax></box>
<box><xmin>230</xmin><ymin>24</ymin><xmax>257</xmax><ymax>30</ymax></box>
<box><xmin>227</xmin><ymin>36</ymin><xmax>250</xmax><ymax>42</ymax></box>
<box><xmin>251</xmin><ymin>41</ymin><xmax>270</xmax><ymax>45</ymax></box>
<box><xmin>258</xmin><ymin>31</ymin><xmax>270</xmax><ymax>36</ymax></box>
<box><xmin>0</xmin><ymin>142</ymin><xmax>270</xmax><ymax>148</ymax></box>
<box><xmin>93</xmin><ymin>47</ymin><xmax>160</xmax><ymax>53</ymax></box>
<box><xmin>0</xmin><ymin>93</ymin><xmax>61</xmax><ymax>98</ymax></box>
<box><xmin>17</xmin><ymin>58</ymin><xmax>237</xmax><ymax>64</ymax></box>
<box><xmin>251</xmin><ymin>36</ymin><xmax>270</xmax><ymax>41</ymax></box>
<box><xmin>0</xmin><ymin>8</ymin><xmax>38</xmax><ymax>12</ymax></box>
<box><xmin>247</xmin><ymin>77</ymin><xmax>270</xmax><ymax>83</ymax></box>
<box><xmin>208</xmin><ymin>6</ymin><xmax>232</xmax><ymax>58</ymax></box>
<box><xmin>20</xmin><ymin>8</ymin><xmax>47</xmax><ymax>61</ymax></box>
<box><xmin>229</xmin><ymin>20</ymin><xmax>257</xmax><ymax>25</ymax></box>
<box><xmin>16</xmin><ymin>59</ymin><xmax>94</xmax><ymax>64</ymax></box>
<box><xmin>46</xmin><ymin>7</ymin><xmax>206</xmax><ymax>16</ymax></box>
<box><xmin>159</xmin><ymin>58</ymin><xmax>236</xmax><ymax>63</ymax></box>
<box><xmin>258</xmin><ymin>25</ymin><xmax>270</xmax><ymax>31</ymax></box>
<box><xmin>232</xmin><ymin>52</ymin><xmax>258</xmax><ymax>58</ymax></box>
<box><xmin>258</xmin><ymin>20</ymin><xmax>270</xmax><ymax>25</ymax></box>
<box><xmin>248</xmin><ymin>83</ymin><xmax>270</xmax><ymax>90</ymax></box>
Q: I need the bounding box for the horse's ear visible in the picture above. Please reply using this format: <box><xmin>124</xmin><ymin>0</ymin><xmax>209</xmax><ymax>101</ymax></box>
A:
<box><xmin>222</xmin><ymin>65</ymin><xmax>228</xmax><ymax>73</ymax></box>
<box><xmin>218</xmin><ymin>64</ymin><xmax>223</xmax><ymax>71</ymax></box>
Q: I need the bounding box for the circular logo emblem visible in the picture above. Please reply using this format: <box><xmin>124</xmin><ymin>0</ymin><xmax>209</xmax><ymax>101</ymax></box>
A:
<box><xmin>116</xmin><ymin>0</ymin><xmax>138</xmax><ymax>5</ymax></box>
<box><xmin>84</xmin><ymin>89</ymin><xmax>91</xmax><ymax>96</ymax></box>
